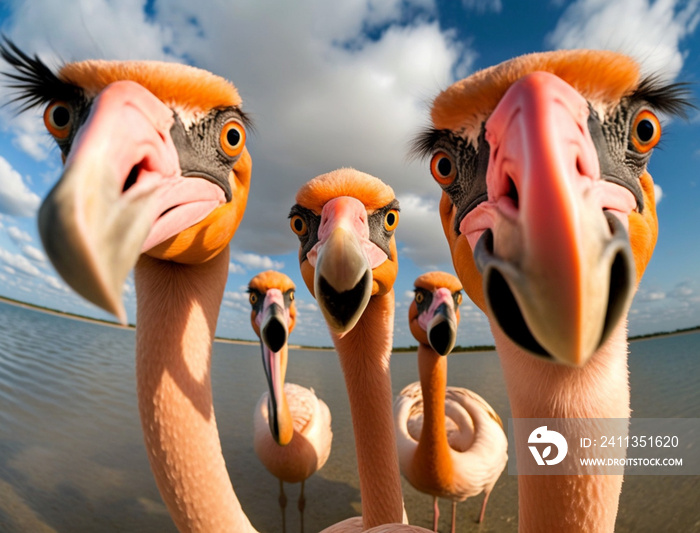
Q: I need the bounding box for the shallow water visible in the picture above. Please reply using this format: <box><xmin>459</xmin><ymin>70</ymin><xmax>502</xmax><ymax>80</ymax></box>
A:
<box><xmin>0</xmin><ymin>301</ymin><xmax>698</xmax><ymax>532</ymax></box>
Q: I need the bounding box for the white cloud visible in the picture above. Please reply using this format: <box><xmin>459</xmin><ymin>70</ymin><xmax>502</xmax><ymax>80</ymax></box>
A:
<box><xmin>654</xmin><ymin>183</ymin><xmax>663</xmax><ymax>204</ymax></box>
<box><xmin>7</xmin><ymin>226</ymin><xmax>33</xmax><ymax>244</ymax></box>
<box><xmin>44</xmin><ymin>274</ymin><xmax>65</xmax><ymax>291</ymax></box>
<box><xmin>547</xmin><ymin>0</ymin><xmax>700</xmax><ymax>80</ymax></box>
<box><xmin>396</xmin><ymin>193</ymin><xmax>453</xmax><ymax>267</ymax></box>
<box><xmin>22</xmin><ymin>244</ymin><xmax>45</xmax><ymax>262</ymax></box>
<box><xmin>0</xmin><ymin>156</ymin><xmax>41</xmax><ymax>217</ymax></box>
<box><xmin>0</xmin><ymin>247</ymin><xmax>41</xmax><ymax>276</ymax></box>
<box><xmin>228</xmin><ymin>262</ymin><xmax>246</xmax><ymax>275</ymax></box>
<box><xmin>230</xmin><ymin>251</ymin><xmax>284</xmax><ymax>272</ymax></box>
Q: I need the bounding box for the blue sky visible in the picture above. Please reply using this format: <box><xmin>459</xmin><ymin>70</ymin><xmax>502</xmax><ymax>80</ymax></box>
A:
<box><xmin>0</xmin><ymin>0</ymin><xmax>698</xmax><ymax>348</ymax></box>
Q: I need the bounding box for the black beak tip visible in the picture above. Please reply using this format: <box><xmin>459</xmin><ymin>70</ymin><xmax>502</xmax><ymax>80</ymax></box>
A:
<box><xmin>262</xmin><ymin>318</ymin><xmax>287</xmax><ymax>353</ymax></box>
<box><xmin>428</xmin><ymin>320</ymin><xmax>454</xmax><ymax>356</ymax></box>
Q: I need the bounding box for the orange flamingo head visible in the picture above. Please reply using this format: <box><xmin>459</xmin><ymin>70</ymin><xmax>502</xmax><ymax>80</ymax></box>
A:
<box><xmin>413</xmin><ymin>50</ymin><xmax>692</xmax><ymax>366</ymax></box>
<box><xmin>290</xmin><ymin>168</ymin><xmax>399</xmax><ymax>334</ymax></box>
<box><xmin>409</xmin><ymin>271</ymin><xmax>463</xmax><ymax>356</ymax></box>
<box><xmin>1</xmin><ymin>40</ymin><xmax>252</xmax><ymax>322</ymax></box>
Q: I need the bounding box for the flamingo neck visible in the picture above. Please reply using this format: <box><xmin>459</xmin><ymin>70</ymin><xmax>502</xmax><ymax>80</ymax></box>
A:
<box><xmin>332</xmin><ymin>289</ymin><xmax>405</xmax><ymax>528</ymax></box>
<box><xmin>134</xmin><ymin>247</ymin><xmax>257</xmax><ymax>533</ymax></box>
<box><xmin>494</xmin><ymin>318</ymin><xmax>630</xmax><ymax>532</ymax></box>
<box><xmin>414</xmin><ymin>343</ymin><xmax>453</xmax><ymax>483</ymax></box>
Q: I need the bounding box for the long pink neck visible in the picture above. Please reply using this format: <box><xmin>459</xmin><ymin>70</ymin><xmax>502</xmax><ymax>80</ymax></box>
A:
<box><xmin>332</xmin><ymin>289</ymin><xmax>405</xmax><ymax>528</ymax></box>
<box><xmin>415</xmin><ymin>343</ymin><xmax>452</xmax><ymax>480</ymax></box>
<box><xmin>494</xmin><ymin>319</ymin><xmax>630</xmax><ymax>532</ymax></box>
<box><xmin>134</xmin><ymin>248</ymin><xmax>257</xmax><ymax>533</ymax></box>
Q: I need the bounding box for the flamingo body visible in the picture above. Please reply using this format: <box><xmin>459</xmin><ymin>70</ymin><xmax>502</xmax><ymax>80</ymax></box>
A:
<box><xmin>254</xmin><ymin>382</ymin><xmax>332</xmax><ymax>483</ymax></box>
<box><xmin>396</xmin><ymin>382</ymin><xmax>506</xmax><ymax>501</ymax></box>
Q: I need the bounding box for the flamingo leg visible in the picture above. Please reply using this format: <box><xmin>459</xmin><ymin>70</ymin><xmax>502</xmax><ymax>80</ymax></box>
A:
<box><xmin>433</xmin><ymin>496</ymin><xmax>440</xmax><ymax>531</ymax></box>
<box><xmin>451</xmin><ymin>500</ymin><xmax>457</xmax><ymax>533</ymax></box>
<box><xmin>478</xmin><ymin>490</ymin><xmax>490</xmax><ymax>524</ymax></box>
<box><xmin>298</xmin><ymin>479</ymin><xmax>306</xmax><ymax>533</ymax></box>
<box><xmin>279</xmin><ymin>478</ymin><xmax>287</xmax><ymax>533</ymax></box>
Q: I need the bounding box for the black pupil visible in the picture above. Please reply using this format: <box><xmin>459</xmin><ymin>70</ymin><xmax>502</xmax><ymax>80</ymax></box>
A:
<box><xmin>52</xmin><ymin>106</ymin><xmax>70</xmax><ymax>128</ymax></box>
<box><xmin>227</xmin><ymin>127</ymin><xmax>241</xmax><ymax>147</ymax></box>
<box><xmin>294</xmin><ymin>218</ymin><xmax>304</xmax><ymax>232</ymax></box>
<box><xmin>386</xmin><ymin>212</ymin><xmax>395</xmax><ymax>226</ymax></box>
<box><xmin>437</xmin><ymin>156</ymin><xmax>452</xmax><ymax>176</ymax></box>
<box><xmin>636</xmin><ymin>119</ymin><xmax>655</xmax><ymax>143</ymax></box>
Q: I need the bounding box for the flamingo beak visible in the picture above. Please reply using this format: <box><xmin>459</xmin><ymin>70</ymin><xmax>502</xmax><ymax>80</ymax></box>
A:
<box><xmin>38</xmin><ymin>80</ymin><xmax>228</xmax><ymax>323</ymax></box>
<box><xmin>419</xmin><ymin>288</ymin><xmax>458</xmax><ymax>356</ymax></box>
<box><xmin>257</xmin><ymin>289</ymin><xmax>293</xmax><ymax>446</ymax></box>
<box><xmin>310</xmin><ymin>196</ymin><xmax>379</xmax><ymax>334</ymax></box>
<box><xmin>470</xmin><ymin>72</ymin><xmax>635</xmax><ymax>366</ymax></box>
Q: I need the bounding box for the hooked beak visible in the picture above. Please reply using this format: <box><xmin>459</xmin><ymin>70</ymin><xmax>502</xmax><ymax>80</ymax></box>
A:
<box><xmin>38</xmin><ymin>80</ymin><xmax>228</xmax><ymax>323</ymax></box>
<box><xmin>427</xmin><ymin>303</ymin><xmax>458</xmax><ymax>356</ymax></box>
<box><xmin>257</xmin><ymin>290</ymin><xmax>293</xmax><ymax>446</ymax></box>
<box><xmin>310</xmin><ymin>196</ymin><xmax>384</xmax><ymax>334</ymax></box>
<box><xmin>468</xmin><ymin>72</ymin><xmax>635</xmax><ymax>366</ymax></box>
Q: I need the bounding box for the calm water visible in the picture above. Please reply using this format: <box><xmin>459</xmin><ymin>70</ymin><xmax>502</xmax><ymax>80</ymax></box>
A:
<box><xmin>0</xmin><ymin>300</ymin><xmax>698</xmax><ymax>532</ymax></box>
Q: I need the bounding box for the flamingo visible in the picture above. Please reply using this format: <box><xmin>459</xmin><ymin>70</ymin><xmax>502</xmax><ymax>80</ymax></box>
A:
<box><xmin>412</xmin><ymin>50</ymin><xmax>691</xmax><ymax>531</ymax></box>
<box><xmin>290</xmin><ymin>168</ymin><xmax>439</xmax><ymax>532</ymax></box>
<box><xmin>394</xmin><ymin>271</ymin><xmax>507</xmax><ymax>532</ymax></box>
<box><xmin>1</xmin><ymin>40</ymin><xmax>263</xmax><ymax>531</ymax></box>
<box><xmin>248</xmin><ymin>270</ymin><xmax>332</xmax><ymax>533</ymax></box>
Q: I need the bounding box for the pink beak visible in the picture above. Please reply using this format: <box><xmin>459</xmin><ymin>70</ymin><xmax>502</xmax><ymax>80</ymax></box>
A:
<box><xmin>465</xmin><ymin>72</ymin><xmax>635</xmax><ymax>366</ymax></box>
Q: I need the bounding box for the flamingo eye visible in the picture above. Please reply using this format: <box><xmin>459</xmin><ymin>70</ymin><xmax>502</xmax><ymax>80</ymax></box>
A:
<box><xmin>630</xmin><ymin>110</ymin><xmax>661</xmax><ymax>153</ymax></box>
<box><xmin>220</xmin><ymin>120</ymin><xmax>246</xmax><ymax>157</ymax></box>
<box><xmin>43</xmin><ymin>101</ymin><xmax>73</xmax><ymax>139</ymax></box>
<box><xmin>430</xmin><ymin>151</ymin><xmax>456</xmax><ymax>185</ymax></box>
<box><xmin>290</xmin><ymin>215</ymin><xmax>308</xmax><ymax>236</ymax></box>
<box><xmin>249</xmin><ymin>292</ymin><xmax>258</xmax><ymax>305</ymax></box>
<box><xmin>384</xmin><ymin>209</ymin><xmax>399</xmax><ymax>231</ymax></box>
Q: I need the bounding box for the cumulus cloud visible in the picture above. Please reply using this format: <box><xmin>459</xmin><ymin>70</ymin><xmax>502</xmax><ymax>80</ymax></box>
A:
<box><xmin>396</xmin><ymin>193</ymin><xmax>452</xmax><ymax>268</ymax></box>
<box><xmin>654</xmin><ymin>183</ymin><xmax>663</xmax><ymax>204</ymax></box>
<box><xmin>0</xmin><ymin>247</ymin><xmax>41</xmax><ymax>276</ymax></box>
<box><xmin>22</xmin><ymin>244</ymin><xmax>46</xmax><ymax>262</ymax></box>
<box><xmin>7</xmin><ymin>225</ymin><xmax>33</xmax><ymax>244</ymax></box>
<box><xmin>0</xmin><ymin>156</ymin><xmax>41</xmax><ymax>216</ymax></box>
<box><xmin>230</xmin><ymin>251</ymin><xmax>284</xmax><ymax>272</ymax></box>
<box><xmin>547</xmin><ymin>0</ymin><xmax>700</xmax><ymax>80</ymax></box>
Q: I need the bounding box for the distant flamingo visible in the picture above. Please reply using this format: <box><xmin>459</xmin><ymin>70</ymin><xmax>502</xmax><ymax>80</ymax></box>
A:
<box><xmin>248</xmin><ymin>270</ymin><xmax>332</xmax><ymax>533</ymax></box>
<box><xmin>290</xmin><ymin>169</ymin><xmax>437</xmax><ymax>532</ymax></box>
<box><xmin>394</xmin><ymin>271</ymin><xmax>506</xmax><ymax>532</ymax></box>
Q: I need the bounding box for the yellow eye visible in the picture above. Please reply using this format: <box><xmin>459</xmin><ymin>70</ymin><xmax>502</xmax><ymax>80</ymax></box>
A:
<box><xmin>220</xmin><ymin>120</ymin><xmax>246</xmax><ymax>157</ymax></box>
<box><xmin>249</xmin><ymin>292</ymin><xmax>258</xmax><ymax>305</ymax></box>
<box><xmin>415</xmin><ymin>291</ymin><xmax>424</xmax><ymax>304</ymax></box>
<box><xmin>384</xmin><ymin>209</ymin><xmax>399</xmax><ymax>231</ymax></box>
<box><xmin>43</xmin><ymin>101</ymin><xmax>73</xmax><ymax>139</ymax></box>
<box><xmin>290</xmin><ymin>215</ymin><xmax>308</xmax><ymax>236</ymax></box>
<box><xmin>289</xmin><ymin>291</ymin><xmax>295</xmax><ymax>302</ymax></box>
<box><xmin>630</xmin><ymin>109</ymin><xmax>661</xmax><ymax>153</ymax></box>
<box><xmin>430</xmin><ymin>151</ymin><xmax>456</xmax><ymax>186</ymax></box>
<box><xmin>455</xmin><ymin>292</ymin><xmax>463</xmax><ymax>306</ymax></box>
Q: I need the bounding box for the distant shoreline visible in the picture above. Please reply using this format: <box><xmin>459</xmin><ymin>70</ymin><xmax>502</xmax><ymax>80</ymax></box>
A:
<box><xmin>2</xmin><ymin>294</ymin><xmax>699</xmax><ymax>352</ymax></box>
